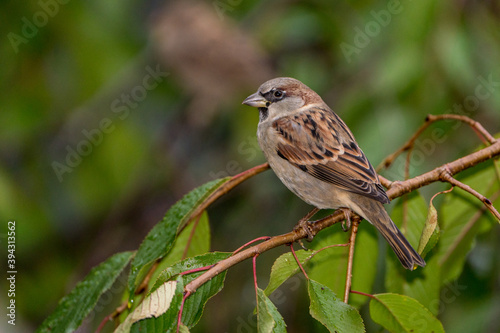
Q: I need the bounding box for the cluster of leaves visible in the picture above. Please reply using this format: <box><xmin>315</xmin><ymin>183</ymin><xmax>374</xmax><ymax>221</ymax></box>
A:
<box><xmin>37</xmin><ymin>151</ymin><xmax>499</xmax><ymax>332</ymax></box>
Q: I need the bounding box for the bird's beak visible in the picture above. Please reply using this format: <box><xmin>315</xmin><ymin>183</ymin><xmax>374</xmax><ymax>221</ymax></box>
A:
<box><xmin>242</xmin><ymin>92</ymin><xmax>268</xmax><ymax>108</ymax></box>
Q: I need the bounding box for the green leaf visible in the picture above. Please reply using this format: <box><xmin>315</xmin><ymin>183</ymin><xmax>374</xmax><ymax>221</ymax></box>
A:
<box><xmin>385</xmin><ymin>254</ymin><xmax>441</xmax><ymax>315</ymax></box>
<box><xmin>417</xmin><ymin>196</ymin><xmax>441</xmax><ymax>258</ymax></box>
<box><xmin>308</xmin><ymin>224</ymin><xmax>378</xmax><ymax>308</ymax></box>
<box><xmin>150</xmin><ymin>252</ymin><xmax>231</xmax><ymax>293</ymax></box>
<box><xmin>128</xmin><ymin>178</ymin><xmax>230</xmax><ymax>297</ymax></box>
<box><xmin>144</xmin><ymin>211</ymin><xmax>211</xmax><ymax>294</ymax></box>
<box><xmin>264</xmin><ymin>249</ymin><xmax>315</xmax><ymax>296</ymax></box>
<box><xmin>161</xmin><ymin>211</ymin><xmax>211</xmax><ymax>265</ymax></box>
<box><xmin>179</xmin><ymin>323</ymin><xmax>191</xmax><ymax>333</ymax></box>
<box><xmin>151</xmin><ymin>252</ymin><xmax>232</xmax><ymax>328</ymax></box>
<box><xmin>37</xmin><ymin>251</ymin><xmax>134</xmax><ymax>333</ymax></box>
<box><xmin>370</xmin><ymin>293</ymin><xmax>444</xmax><ymax>333</ymax></box>
<box><xmin>257</xmin><ymin>288</ymin><xmax>287</xmax><ymax>333</ymax></box>
<box><xmin>307</xmin><ymin>279</ymin><xmax>365</xmax><ymax>333</ymax></box>
<box><xmin>181</xmin><ymin>211</ymin><xmax>211</xmax><ymax>258</ymax></box>
<box><xmin>438</xmin><ymin>160</ymin><xmax>500</xmax><ymax>283</ymax></box>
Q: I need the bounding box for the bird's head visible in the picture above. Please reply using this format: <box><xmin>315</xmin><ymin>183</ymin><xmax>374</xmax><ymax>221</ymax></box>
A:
<box><xmin>242</xmin><ymin>77</ymin><xmax>323</xmax><ymax>122</ymax></box>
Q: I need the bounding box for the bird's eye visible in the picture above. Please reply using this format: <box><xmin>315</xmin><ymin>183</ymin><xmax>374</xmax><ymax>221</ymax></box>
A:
<box><xmin>273</xmin><ymin>90</ymin><xmax>284</xmax><ymax>99</ymax></box>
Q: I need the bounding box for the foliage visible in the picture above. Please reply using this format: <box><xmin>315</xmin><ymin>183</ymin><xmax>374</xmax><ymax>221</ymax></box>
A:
<box><xmin>37</xmin><ymin>149</ymin><xmax>500</xmax><ymax>331</ymax></box>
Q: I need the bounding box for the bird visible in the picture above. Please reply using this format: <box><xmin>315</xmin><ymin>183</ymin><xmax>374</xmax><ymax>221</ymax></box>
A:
<box><xmin>242</xmin><ymin>77</ymin><xmax>425</xmax><ymax>270</ymax></box>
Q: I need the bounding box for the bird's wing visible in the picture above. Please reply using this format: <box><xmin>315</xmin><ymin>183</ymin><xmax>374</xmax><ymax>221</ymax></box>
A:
<box><xmin>272</xmin><ymin>106</ymin><xmax>390</xmax><ymax>204</ymax></box>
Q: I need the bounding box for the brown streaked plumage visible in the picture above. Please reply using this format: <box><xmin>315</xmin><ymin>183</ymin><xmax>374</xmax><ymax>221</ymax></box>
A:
<box><xmin>243</xmin><ymin>77</ymin><xmax>425</xmax><ymax>270</ymax></box>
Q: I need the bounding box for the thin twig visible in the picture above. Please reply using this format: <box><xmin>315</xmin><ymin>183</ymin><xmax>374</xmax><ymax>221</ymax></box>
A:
<box><xmin>290</xmin><ymin>244</ymin><xmax>309</xmax><ymax>279</ymax></box>
<box><xmin>344</xmin><ymin>219</ymin><xmax>359</xmax><ymax>303</ymax></box>
<box><xmin>253</xmin><ymin>255</ymin><xmax>259</xmax><ymax>306</ymax></box>
<box><xmin>96</xmin><ymin>301</ymin><xmax>128</xmax><ymax>333</ymax></box>
<box><xmin>377</xmin><ymin>113</ymin><xmax>497</xmax><ymax>172</ymax></box>
<box><xmin>350</xmin><ymin>290</ymin><xmax>376</xmax><ymax>299</ymax></box>
<box><xmin>386</xmin><ymin>139</ymin><xmax>500</xmax><ymax>199</ymax></box>
<box><xmin>176</xmin><ymin>291</ymin><xmax>189</xmax><ymax>333</ymax></box>
<box><xmin>180</xmin><ymin>265</ymin><xmax>214</xmax><ymax>276</ymax></box>
<box><xmin>405</xmin><ymin>145</ymin><xmax>413</xmax><ymax>180</ymax></box>
<box><xmin>135</xmin><ymin>261</ymin><xmax>159</xmax><ymax>295</ymax></box>
<box><xmin>233</xmin><ymin>236</ymin><xmax>271</xmax><ymax>254</ymax></box>
<box><xmin>402</xmin><ymin>131</ymin><xmax>416</xmax><ymax>231</ymax></box>
<box><xmin>426</xmin><ymin>114</ymin><xmax>496</xmax><ymax>144</ymax></box>
<box><xmin>314</xmin><ymin>243</ymin><xmax>349</xmax><ymax>253</ymax></box>
<box><xmin>440</xmin><ymin>172</ymin><xmax>500</xmax><ymax>221</ymax></box>
<box><xmin>182</xmin><ymin>213</ymin><xmax>202</xmax><ymax>260</ymax></box>
<box><xmin>376</xmin><ymin>118</ymin><xmax>433</xmax><ymax>172</ymax></box>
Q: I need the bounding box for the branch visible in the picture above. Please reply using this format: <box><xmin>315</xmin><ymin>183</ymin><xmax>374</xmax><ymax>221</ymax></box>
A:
<box><xmin>185</xmin><ymin>136</ymin><xmax>500</xmax><ymax>295</ymax></box>
<box><xmin>440</xmin><ymin>172</ymin><xmax>500</xmax><ymax>220</ymax></box>
<box><xmin>426</xmin><ymin>114</ymin><xmax>496</xmax><ymax>144</ymax></box>
<box><xmin>344</xmin><ymin>219</ymin><xmax>359</xmax><ymax>303</ymax></box>
<box><xmin>377</xmin><ymin>114</ymin><xmax>496</xmax><ymax>172</ymax></box>
<box><xmin>386</xmin><ymin>138</ymin><xmax>500</xmax><ymax>198</ymax></box>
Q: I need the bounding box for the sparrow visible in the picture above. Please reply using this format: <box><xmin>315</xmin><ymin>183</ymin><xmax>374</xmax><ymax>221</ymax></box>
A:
<box><xmin>242</xmin><ymin>77</ymin><xmax>425</xmax><ymax>270</ymax></box>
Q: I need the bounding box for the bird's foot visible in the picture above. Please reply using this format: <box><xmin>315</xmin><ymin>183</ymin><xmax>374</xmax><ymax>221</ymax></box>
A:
<box><xmin>340</xmin><ymin>208</ymin><xmax>353</xmax><ymax>232</ymax></box>
<box><xmin>293</xmin><ymin>208</ymin><xmax>319</xmax><ymax>242</ymax></box>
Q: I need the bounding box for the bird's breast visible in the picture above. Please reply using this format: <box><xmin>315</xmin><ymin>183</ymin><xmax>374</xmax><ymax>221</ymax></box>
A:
<box><xmin>257</xmin><ymin>124</ymin><xmax>347</xmax><ymax>210</ymax></box>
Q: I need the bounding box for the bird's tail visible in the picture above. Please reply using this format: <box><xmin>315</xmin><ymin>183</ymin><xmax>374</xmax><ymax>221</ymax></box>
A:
<box><xmin>356</xmin><ymin>199</ymin><xmax>426</xmax><ymax>270</ymax></box>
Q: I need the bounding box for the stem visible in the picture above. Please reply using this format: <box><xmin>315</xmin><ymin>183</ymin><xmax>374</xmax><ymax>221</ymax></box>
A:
<box><xmin>182</xmin><ymin>213</ymin><xmax>202</xmax><ymax>260</ymax></box>
<box><xmin>96</xmin><ymin>301</ymin><xmax>128</xmax><ymax>333</ymax></box>
<box><xmin>344</xmin><ymin>220</ymin><xmax>359</xmax><ymax>303</ymax></box>
<box><xmin>426</xmin><ymin>114</ymin><xmax>496</xmax><ymax>144</ymax></box>
<box><xmin>253</xmin><ymin>254</ymin><xmax>259</xmax><ymax>306</ymax></box>
<box><xmin>386</xmin><ymin>139</ymin><xmax>500</xmax><ymax>199</ymax></box>
<box><xmin>180</xmin><ymin>265</ymin><xmax>214</xmax><ymax>276</ymax></box>
<box><xmin>351</xmin><ymin>290</ymin><xmax>376</xmax><ymax>299</ymax></box>
<box><xmin>440</xmin><ymin>172</ymin><xmax>500</xmax><ymax>221</ymax></box>
<box><xmin>233</xmin><ymin>236</ymin><xmax>271</xmax><ymax>254</ymax></box>
<box><xmin>176</xmin><ymin>291</ymin><xmax>189</xmax><ymax>333</ymax></box>
<box><xmin>376</xmin><ymin>117</ymin><xmax>433</xmax><ymax>171</ymax></box>
<box><xmin>377</xmin><ymin>113</ymin><xmax>496</xmax><ymax>172</ymax></box>
<box><xmin>135</xmin><ymin>261</ymin><xmax>159</xmax><ymax>295</ymax></box>
<box><xmin>290</xmin><ymin>244</ymin><xmax>309</xmax><ymax>280</ymax></box>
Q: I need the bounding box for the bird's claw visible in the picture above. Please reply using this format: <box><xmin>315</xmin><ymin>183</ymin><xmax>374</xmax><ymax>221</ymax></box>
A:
<box><xmin>341</xmin><ymin>208</ymin><xmax>352</xmax><ymax>232</ymax></box>
<box><xmin>293</xmin><ymin>208</ymin><xmax>319</xmax><ymax>241</ymax></box>
<box><xmin>294</xmin><ymin>218</ymin><xmax>315</xmax><ymax>242</ymax></box>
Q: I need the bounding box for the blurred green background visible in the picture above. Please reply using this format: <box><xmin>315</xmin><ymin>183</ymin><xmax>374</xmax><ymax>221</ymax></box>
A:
<box><xmin>1</xmin><ymin>0</ymin><xmax>500</xmax><ymax>332</ymax></box>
